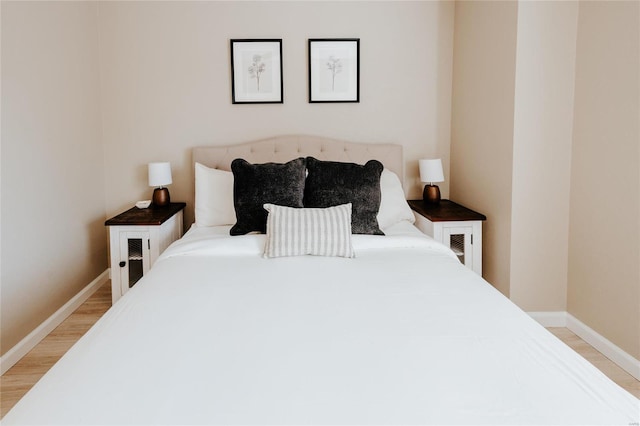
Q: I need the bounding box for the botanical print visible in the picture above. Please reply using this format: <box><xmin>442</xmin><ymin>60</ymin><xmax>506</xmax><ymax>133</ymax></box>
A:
<box><xmin>326</xmin><ymin>56</ymin><xmax>342</xmax><ymax>91</ymax></box>
<box><xmin>230</xmin><ymin>39</ymin><xmax>282</xmax><ymax>104</ymax></box>
<box><xmin>309</xmin><ymin>39</ymin><xmax>359</xmax><ymax>103</ymax></box>
<box><xmin>248</xmin><ymin>54</ymin><xmax>266</xmax><ymax>92</ymax></box>
<box><xmin>319</xmin><ymin>47</ymin><xmax>351</xmax><ymax>94</ymax></box>
<box><xmin>243</xmin><ymin>51</ymin><xmax>272</xmax><ymax>93</ymax></box>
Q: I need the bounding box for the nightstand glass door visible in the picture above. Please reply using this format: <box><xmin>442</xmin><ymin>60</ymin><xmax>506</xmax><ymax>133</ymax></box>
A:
<box><xmin>118</xmin><ymin>231</ymin><xmax>150</xmax><ymax>295</ymax></box>
<box><xmin>443</xmin><ymin>226</ymin><xmax>473</xmax><ymax>270</ymax></box>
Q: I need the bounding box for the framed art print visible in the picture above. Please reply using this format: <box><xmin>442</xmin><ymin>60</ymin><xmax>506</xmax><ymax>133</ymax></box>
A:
<box><xmin>230</xmin><ymin>39</ymin><xmax>283</xmax><ymax>104</ymax></box>
<box><xmin>308</xmin><ymin>38</ymin><xmax>359</xmax><ymax>103</ymax></box>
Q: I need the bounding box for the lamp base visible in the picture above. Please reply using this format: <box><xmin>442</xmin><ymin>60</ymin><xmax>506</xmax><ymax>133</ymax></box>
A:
<box><xmin>152</xmin><ymin>187</ymin><xmax>170</xmax><ymax>207</ymax></box>
<box><xmin>423</xmin><ymin>184</ymin><xmax>441</xmax><ymax>204</ymax></box>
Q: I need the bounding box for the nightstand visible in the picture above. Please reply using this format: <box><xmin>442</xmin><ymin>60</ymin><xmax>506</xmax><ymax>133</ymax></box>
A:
<box><xmin>105</xmin><ymin>202</ymin><xmax>186</xmax><ymax>304</ymax></box>
<box><xmin>408</xmin><ymin>199</ymin><xmax>486</xmax><ymax>275</ymax></box>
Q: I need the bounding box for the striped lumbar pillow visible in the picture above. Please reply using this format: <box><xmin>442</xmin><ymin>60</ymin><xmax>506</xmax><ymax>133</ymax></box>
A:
<box><xmin>263</xmin><ymin>203</ymin><xmax>355</xmax><ymax>258</ymax></box>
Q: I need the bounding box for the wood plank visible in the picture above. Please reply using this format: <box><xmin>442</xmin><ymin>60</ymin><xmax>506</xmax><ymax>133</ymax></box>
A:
<box><xmin>408</xmin><ymin>199</ymin><xmax>487</xmax><ymax>222</ymax></box>
<box><xmin>105</xmin><ymin>202</ymin><xmax>186</xmax><ymax>226</ymax></box>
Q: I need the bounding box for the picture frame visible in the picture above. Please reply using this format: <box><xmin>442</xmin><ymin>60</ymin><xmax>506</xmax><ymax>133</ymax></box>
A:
<box><xmin>230</xmin><ymin>39</ymin><xmax>283</xmax><ymax>104</ymax></box>
<box><xmin>308</xmin><ymin>38</ymin><xmax>360</xmax><ymax>103</ymax></box>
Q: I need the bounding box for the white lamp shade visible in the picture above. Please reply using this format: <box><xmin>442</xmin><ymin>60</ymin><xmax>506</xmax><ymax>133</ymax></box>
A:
<box><xmin>419</xmin><ymin>159</ymin><xmax>444</xmax><ymax>183</ymax></box>
<box><xmin>148</xmin><ymin>162</ymin><xmax>172</xmax><ymax>187</ymax></box>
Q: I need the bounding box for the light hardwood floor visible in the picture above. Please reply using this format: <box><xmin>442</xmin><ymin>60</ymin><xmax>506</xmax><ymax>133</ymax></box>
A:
<box><xmin>1</xmin><ymin>280</ymin><xmax>112</xmax><ymax>417</ymax></box>
<box><xmin>1</xmin><ymin>281</ymin><xmax>638</xmax><ymax>418</ymax></box>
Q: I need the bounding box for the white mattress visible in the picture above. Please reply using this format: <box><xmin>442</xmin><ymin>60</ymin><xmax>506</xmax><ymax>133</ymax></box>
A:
<box><xmin>4</xmin><ymin>222</ymin><xmax>639</xmax><ymax>425</ymax></box>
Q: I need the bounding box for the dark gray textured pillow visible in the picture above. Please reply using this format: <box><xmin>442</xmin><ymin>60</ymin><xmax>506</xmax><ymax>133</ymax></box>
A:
<box><xmin>230</xmin><ymin>158</ymin><xmax>306</xmax><ymax>235</ymax></box>
<box><xmin>304</xmin><ymin>157</ymin><xmax>384</xmax><ymax>235</ymax></box>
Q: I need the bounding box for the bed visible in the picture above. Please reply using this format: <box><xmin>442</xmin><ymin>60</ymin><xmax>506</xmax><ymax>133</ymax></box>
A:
<box><xmin>4</xmin><ymin>136</ymin><xmax>638</xmax><ymax>425</ymax></box>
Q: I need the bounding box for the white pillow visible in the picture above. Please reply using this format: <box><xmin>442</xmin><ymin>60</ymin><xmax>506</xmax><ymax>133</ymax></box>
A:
<box><xmin>263</xmin><ymin>203</ymin><xmax>355</xmax><ymax>258</ymax></box>
<box><xmin>377</xmin><ymin>169</ymin><xmax>415</xmax><ymax>230</ymax></box>
<box><xmin>194</xmin><ymin>163</ymin><xmax>413</xmax><ymax>230</ymax></box>
<box><xmin>194</xmin><ymin>162</ymin><xmax>236</xmax><ymax>227</ymax></box>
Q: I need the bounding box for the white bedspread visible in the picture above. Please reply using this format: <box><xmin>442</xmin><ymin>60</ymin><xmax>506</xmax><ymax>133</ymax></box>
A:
<box><xmin>4</xmin><ymin>223</ymin><xmax>639</xmax><ymax>425</ymax></box>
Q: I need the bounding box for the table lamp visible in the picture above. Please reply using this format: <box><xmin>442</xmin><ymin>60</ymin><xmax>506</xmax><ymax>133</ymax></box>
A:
<box><xmin>148</xmin><ymin>162</ymin><xmax>172</xmax><ymax>207</ymax></box>
<box><xmin>419</xmin><ymin>159</ymin><xmax>444</xmax><ymax>204</ymax></box>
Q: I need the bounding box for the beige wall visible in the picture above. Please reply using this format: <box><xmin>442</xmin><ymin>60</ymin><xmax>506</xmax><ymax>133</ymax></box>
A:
<box><xmin>1</xmin><ymin>2</ymin><xmax>107</xmax><ymax>355</ymax></box>
<box><xmin>509</xmin><ymin>1</ymin><xmax>578</xmax><ymax>311</ymax></box>
<box><xmin>450</xmin><ymin>0</ymin><xmax>518</xmax><ymax>296</ymax></box>
<box><xmin>451</xmin><ymin>0</ymin><xmax>579</xmax><ymax>309</ymax></box>
<box><xmin>452</xmin><ymin>0</ymin><xmax>639</xmax><ymax>360</ymax></box>
<box><xmin>1</xmin><ymin>1</ymin><xmax>455</xmax><ymax>356</ymax></box>
<box><xmin>567</xmin><ymin>1</ymin><xmax>640</xmax><ymax>359</ymax></box>
<box><xmin>97</xmin><ymin>1</ymin><xmax>455</xmax><ymax>224</ymax></box>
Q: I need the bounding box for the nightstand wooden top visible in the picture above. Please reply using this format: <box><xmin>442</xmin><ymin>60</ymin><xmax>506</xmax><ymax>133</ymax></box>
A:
<box><xmin>408</xmin><ymin>199</ymin><xmax>486</xmax><ymax>222</ymax></box>
<box><xmin>105</xmin><ymin>202</ymin><xmax>186</xmax><ymax>226</ymax></box>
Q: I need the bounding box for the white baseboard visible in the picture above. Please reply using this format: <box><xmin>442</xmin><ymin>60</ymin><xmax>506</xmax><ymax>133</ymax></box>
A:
<box><xmin>528</xmin><ymin>311</ymin><xmax>567</xmax><ymax>327</ymax></box>
<box><xmin>0</xmin><ymin>269</ymin><xmax>110</xmax><ymax>375</ymax></box>
<box><xmin>566</xmin><ymin>313</ymin><xmax>640</xmax><ymax>381</ymax></box>
<box><xmin>528</xmin><ymin>310</ymin><xmax>640</xmax><ymax>381</ymax></box>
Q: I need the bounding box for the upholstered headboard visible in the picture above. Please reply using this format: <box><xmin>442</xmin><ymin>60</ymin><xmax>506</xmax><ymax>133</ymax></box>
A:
<box><xmin>193</xmin><ymin>135</ymin><xmax>403</xmax><ymax>179</ymax></box>
<box><xmin>187</xmin><ymin>135</ymin><xmax>403</xmax><ymax>226</ymax></box>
